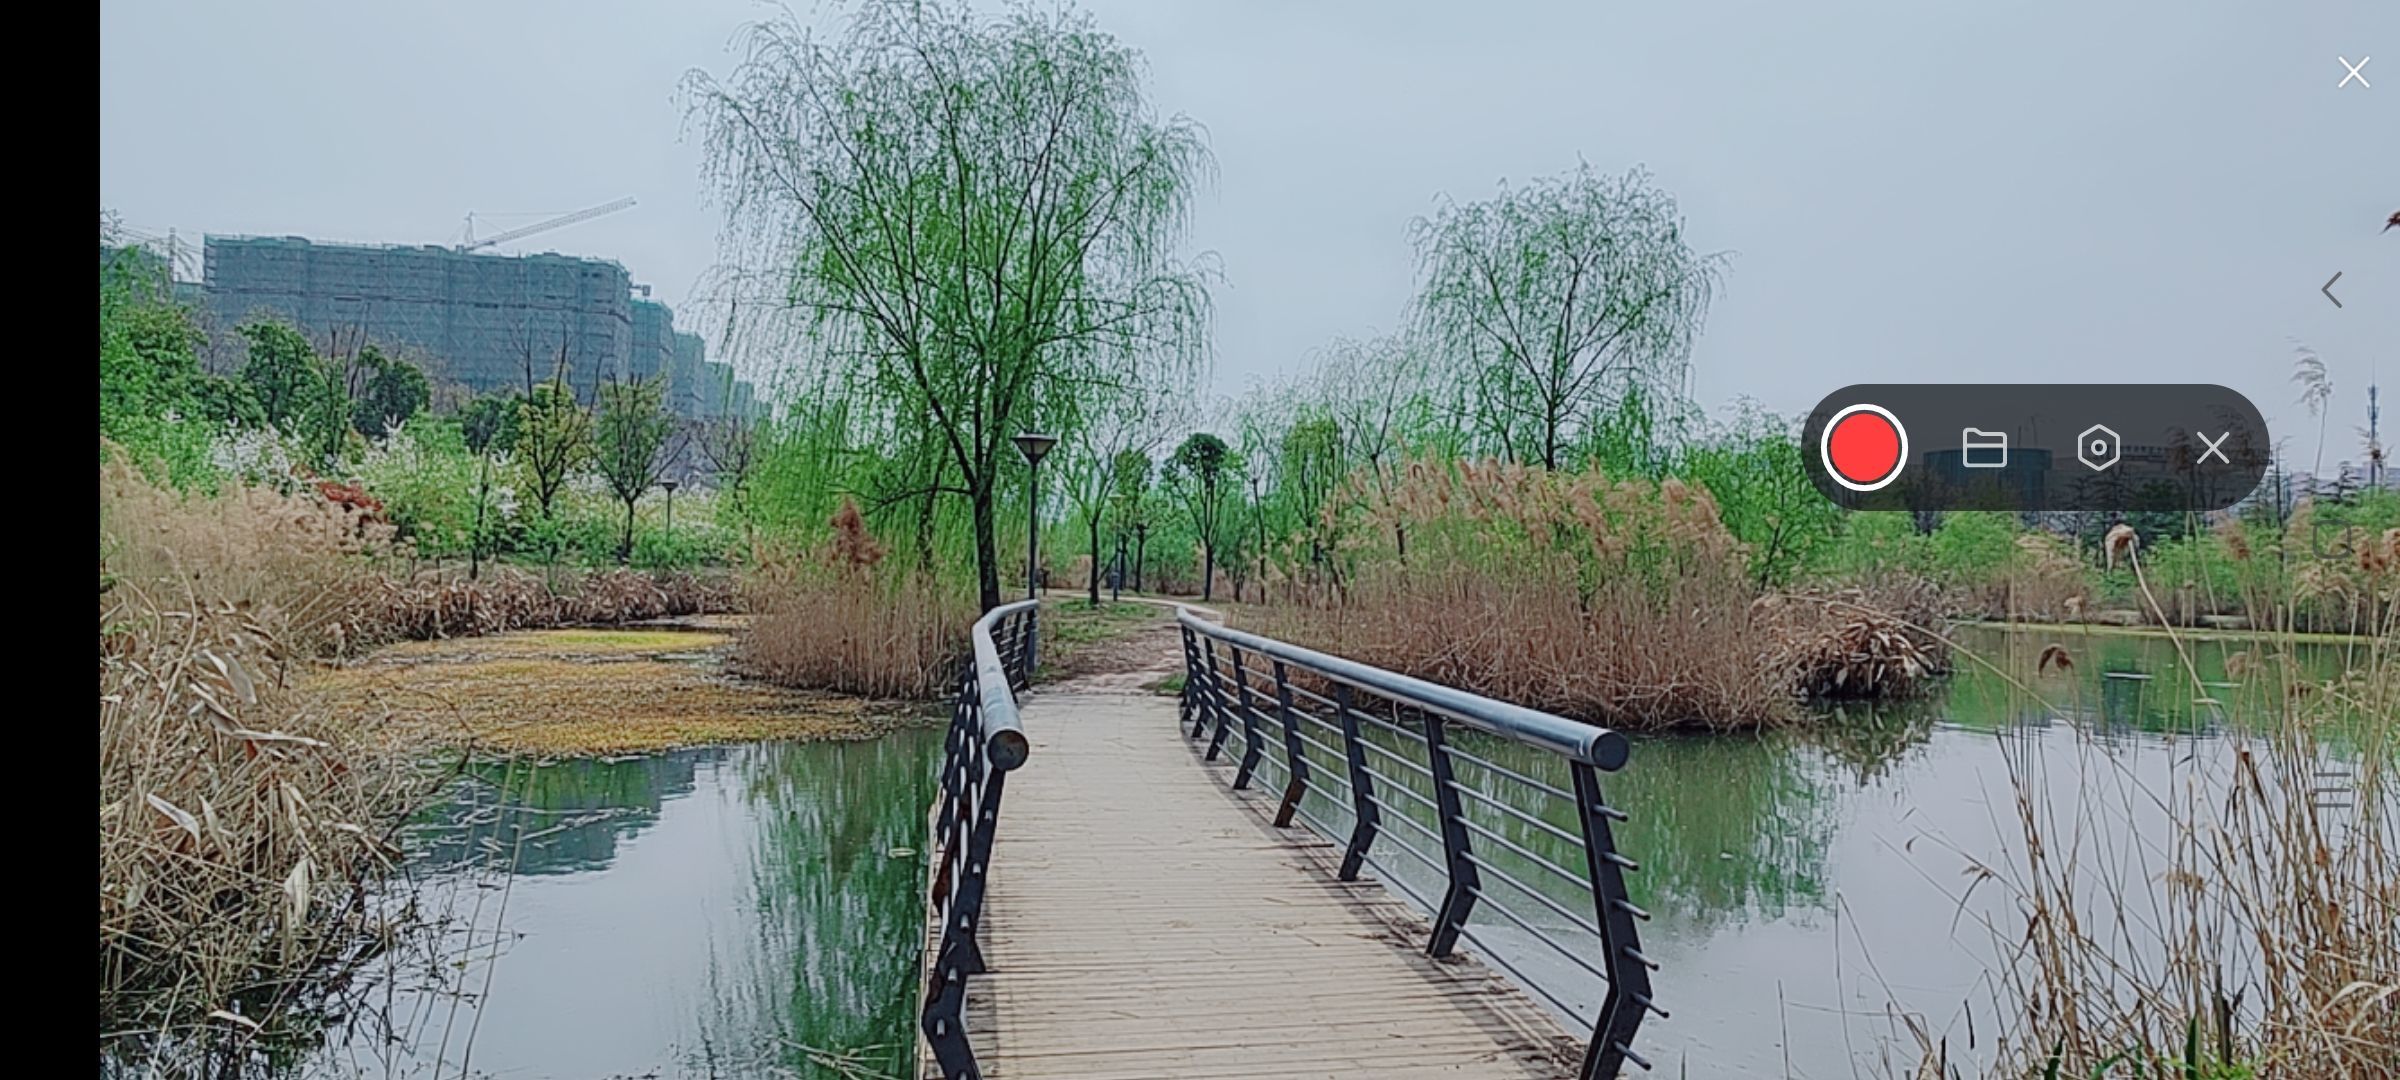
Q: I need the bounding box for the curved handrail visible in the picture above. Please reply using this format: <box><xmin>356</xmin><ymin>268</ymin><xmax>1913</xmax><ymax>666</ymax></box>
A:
<box><xmin>973</xmin><ymin>599</ymin><xmax>1038</xmax><ymax>771</ymax></box>
<box><xmin>921</xmin><ymin>597</ymin><xmax>1040</xmax><ymax>1080</ymax></box>
<box><xmin>1172</xmin><ymin>603</ymin><xmax>1659</xmax><ymax>1078</ymax></box>
<box><xmin>1176</xmin><ymin>605</ymin><xmax>1629</xmax><ymax>770</ymax></box>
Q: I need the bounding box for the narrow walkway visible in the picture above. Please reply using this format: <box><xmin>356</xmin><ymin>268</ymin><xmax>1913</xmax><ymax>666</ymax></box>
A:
<box><xmin>960</xmin><ymin>675</ymin><xmax>1578</xmax><ymax>1079</ymax></box>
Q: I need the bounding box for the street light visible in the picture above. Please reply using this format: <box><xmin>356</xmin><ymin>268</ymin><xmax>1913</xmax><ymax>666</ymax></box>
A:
<box><xmin>662</xmin><ymin>479</ymin><xmax>680</xmax><ymax>544</ymax></box>
<box><xmin>1012</xmin><ymin>432</ymin><xmax>1058</xmax><ymax>600</ymax></box>
<box><xmin>1133</xmin><ymin>520</ymin><xmax>1148</xmax><ymax>594</ymax></box>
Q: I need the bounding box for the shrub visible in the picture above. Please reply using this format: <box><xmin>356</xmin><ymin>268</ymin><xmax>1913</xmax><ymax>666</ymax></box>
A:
<box><xmin>738</xmin><ymin>499</ymin><xmax>978</xmax><ymax>700</ymax></box>
<box><xmin>1270</xmin><ymin>458</ymin><xmax>1801</xmax><ymax>730</ymax></box>
<box><xmin>101</xmin><ymin>453</ymin><xmax>404</xmax><ymax>658</ymax></box>
<box><xmin>98</xmin><ymin>485</ymin><xmax>429</xmax><ymax>1057</ymax></box>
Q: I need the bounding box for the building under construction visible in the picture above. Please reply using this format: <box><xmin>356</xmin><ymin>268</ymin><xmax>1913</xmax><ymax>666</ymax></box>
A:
<box><xmin>200</xmin><ymin>234</ymin><xmax>759</xmax><ymax>422</ymax></box>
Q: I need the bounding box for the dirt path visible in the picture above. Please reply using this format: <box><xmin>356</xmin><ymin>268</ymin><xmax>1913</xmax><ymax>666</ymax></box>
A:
<box><xmin>1039</xmin><ymin>596</ymin><xmax>1219</xmax><ymax>692</ymax></box>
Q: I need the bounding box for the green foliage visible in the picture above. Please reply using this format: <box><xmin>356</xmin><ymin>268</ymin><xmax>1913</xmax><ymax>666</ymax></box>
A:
<box><xmin>1678</xmin><ymin>406</ymin><xmax>1839</xmax><ymax>586</ymax></box>
<box><xmin>515</xmin><ymin>380</ymin><xmax>591</xmax><ymax>524</ymax></box>
<box><xmin>690</xmin><ymin>0</ymin><xmax>1212</xmax><ymax>608</ymax></box>
<box><xmin>354</xmin><ymin>418</ymin><xmax>503</xmax><ymax>559</ymax></box>
<box><xmin>1165</xmin><ymin>432</ymin><xmax>1235</xmax><ymax>598</ymax></box>
<box><xmin>459</xmin><ymin>393</ymin><xmax>521</xmax><ymax>455</ymax></box>
<box><xmin>1411</xmin><ymin>163</ymin><xmax>1723</xmax><ymax>468</ymax></box>
<box><xmin>236</xmin><ymin>322</ymin><xmax>323</xmax><ymax>433</ymax></box>
<box><xmin>347</xmin><ymin>345</ymin><xmax>430</xmax><ymax>439</ymax></box>
<box><xmin>191</xmin><ymin>374</ymin><xmax>263</xmax><ymax>430</ymax></box>
<box><xmin>99</xmin><ymin>243</ymin><xmax>219</xmax><ymax>489</ymax></box>
<box><xmin>593</xmin><ymin>379</ymin><xmax>680</xmax><ymax>562</ymax></box>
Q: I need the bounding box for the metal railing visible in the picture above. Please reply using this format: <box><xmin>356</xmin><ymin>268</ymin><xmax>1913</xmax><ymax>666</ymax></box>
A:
<box><xmin>1176</xmin><ymin>607</ymin><xmax>1662</xmax><ymax>1079</ymax></box>
<box><xmin>921</xmin><ymin>599</ymin><xmax>1039</xmax><ymax>1080</ymax></box>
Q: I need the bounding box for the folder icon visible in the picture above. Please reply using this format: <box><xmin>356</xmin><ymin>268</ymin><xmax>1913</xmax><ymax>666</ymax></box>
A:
<box><xmin>1962</xmin><ymin>428</ymin><xmax>2007</xmax><ymax>468</ymax></box>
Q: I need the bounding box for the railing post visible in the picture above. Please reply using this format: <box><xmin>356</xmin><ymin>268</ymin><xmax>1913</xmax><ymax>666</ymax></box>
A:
<box><xmin>1020</xmin><ymin>606</ymin><xmax>1038</xmax><ymax>686</ymax></box>
<box><xmin>1193</xmin><ymin>639</ymin><xmax>1222</xmax><ymax>743</ymax></box>
<box><xmin>1177</xmin><ymin>625</ymin><xmax>1201</xmax><ymax>734</ymax></box>
<box><xmin>1421</xmin><ymin>714</ymin><xmax>1481</xmax><ymax>958</ymax></box>
<box><xmin>1572</xmin><ymin>762</ymin><xmax>1658</xmax><ymax>1080</ymax></box>
<box><xmin>1269</xmin><ymin>660</ymin><xmax>1310</xmax><ymax>828</ymax></box>
<box><xmin>929</xmin><ymin>665</ymin><xmax>973</xmax><ymax>909</ymax></box>
<box><xmin>1185</xmin><ymin>643</ymin><xmax>1209</xmax><ymax>744</ymax></box>
<box><xmin>1229</xmin><ymin>649</ymin><xmax>1266</xmax><ymax>789</ymax></box>
<box><xmin>1205</xmin><ymin>645</ymin><xmax>1242</xmax><ymax>763</ymax></box>
<box><xmin>1331</xmin><ymin>684</ymin><xmax>1379</xmax><ymax>881</ymax></box>
<box><xmin>924</xmin><ymin>665</ymin><xmax>1004</xmax><ymax>1080</ymax></box>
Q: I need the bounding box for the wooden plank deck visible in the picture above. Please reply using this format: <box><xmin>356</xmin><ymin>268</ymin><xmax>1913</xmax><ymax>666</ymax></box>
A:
<box><xmin>946</xmin><ymin>675</ymin><xmax>1579</xmax><ymax>1079</ymax></box>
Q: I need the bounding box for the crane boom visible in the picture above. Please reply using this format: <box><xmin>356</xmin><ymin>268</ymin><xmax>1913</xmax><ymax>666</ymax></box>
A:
<box><xmin>459</xmin><ymin>196</ymin><xmax>635</xmax><ymax>253</ymax></box>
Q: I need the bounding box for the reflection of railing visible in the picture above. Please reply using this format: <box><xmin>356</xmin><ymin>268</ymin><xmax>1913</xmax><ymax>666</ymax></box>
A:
<box><xmin>920</xmin><ymin>599</ymin><xmax>1038</xmax><ymax>1080</ymax></box>
<box><xmin>1177</xmin><ymin>606</ymin><xmax>1662</xmax><ymax>1079</ymax></box>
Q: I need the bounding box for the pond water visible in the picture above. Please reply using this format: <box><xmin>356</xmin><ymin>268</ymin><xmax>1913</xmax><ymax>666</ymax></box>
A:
<box><xmin>1264</xmin><ymin>625</ymin><xmax>2377</xmax><ymax>1078</ymax></box>
<box><xmin>290</xmin><ymin>626</ymin><xmax>2374</xmax><ymax>1079</ymax></box>
<box><xmin>301</xmin><ymin>731</ymin><xmax>938</xmax><ymax>1080</ymax></box>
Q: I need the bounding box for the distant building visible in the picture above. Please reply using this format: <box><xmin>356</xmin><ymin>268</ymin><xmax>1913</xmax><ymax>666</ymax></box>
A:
<box><xmin>178</xmin><ymin>233</ymin><xmax>759</xmax><ymax>424</ymax></box>
<box><xmin>629</xmin><ymin>299</ymin><xmax>677</xmax><ymax>384</ymax></box>
<box><xmin>669</xmin><ymin>331</ymin><xmax>709</xmax><ymax>420</ymax></box>
<box><xmin>1922</xmin><ymin>447</ymin><xmax>2052</xmax><ymax>507</ymax></box>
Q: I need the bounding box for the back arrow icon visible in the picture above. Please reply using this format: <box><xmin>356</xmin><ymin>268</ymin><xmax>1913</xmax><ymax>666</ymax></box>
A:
<box><xmin>2323</xmin><ymin>272</ymin><xmax>2343</xmax><ymax>309</ymax></box>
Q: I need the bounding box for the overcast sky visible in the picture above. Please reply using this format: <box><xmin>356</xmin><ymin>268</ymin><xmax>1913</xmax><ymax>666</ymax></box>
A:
<box><xmin>101</xmin><ymin>1</ymin><xmax>2395</xmax><ymax>465</ymax></box>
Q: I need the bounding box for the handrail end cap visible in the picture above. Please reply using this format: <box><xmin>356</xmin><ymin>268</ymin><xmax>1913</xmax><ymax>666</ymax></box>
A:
<box><xmin>1590</xmin><ymin>729</ymin><xmax>1631</xmax><ymax>771</ymax></box>
<box><xmin>989</xmin><ymin>729</ymin><xmax>1030</xmax><ymax>772</ymax></box>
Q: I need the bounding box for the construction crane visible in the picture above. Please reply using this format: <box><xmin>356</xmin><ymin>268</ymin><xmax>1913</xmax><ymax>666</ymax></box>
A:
<box><xmin>458</xmin><ymin>196</ymin><xmax>635</xmax><ymax>253</ymax></box>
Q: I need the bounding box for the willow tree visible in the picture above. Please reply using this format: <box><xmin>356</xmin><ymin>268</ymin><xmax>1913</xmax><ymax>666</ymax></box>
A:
<box><xmin>1309</xmin><ymin>332</ymin><xmax>1440</xmax><ymax>556</ymax></box>
<box><xmin>691</xmin><ymin>0</ymin><xmax>1213</xmax><ymax>610</ymax></box>
<box><xmin>1412</xmin><ymin>163</ymin><xmax>1722</xmax><ymax>469</ymax></box>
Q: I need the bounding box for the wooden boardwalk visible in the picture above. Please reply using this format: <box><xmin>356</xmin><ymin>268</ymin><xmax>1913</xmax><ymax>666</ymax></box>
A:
<box><xmin>946</xmin><ymin>673</ymin><xmax>1578</xmax><ymax>1079</ymax></box>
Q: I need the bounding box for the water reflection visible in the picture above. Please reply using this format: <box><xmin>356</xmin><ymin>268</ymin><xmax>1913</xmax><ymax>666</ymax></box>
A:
<box><xmin>407</xmin><ymin>754</ymin><xmax>702</xmax><ymax>876</ymax></box>
<box><xmin>305</xmin><ymin>732</ymin><xmax>937</xmax><ymax>1080</ymax></box>
<box><xmin>1268</xmin><ymin>626</ymin><xmax>2364</xmax><ymax>1077</ymax></box>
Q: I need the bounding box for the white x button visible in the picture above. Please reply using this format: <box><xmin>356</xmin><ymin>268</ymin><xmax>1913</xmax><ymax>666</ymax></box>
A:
<box><xmin>2197</xmin><ymin>431</ymin><xmax>2230</xmax><ymax>465</ymax></box>
<box><xmin>2338</xmin><ymin>56</ymin><xmax>2371</xmax><ymax>88</ymax></box>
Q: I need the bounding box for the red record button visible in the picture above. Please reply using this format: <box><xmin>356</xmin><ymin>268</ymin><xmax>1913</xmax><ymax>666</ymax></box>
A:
<box><xmin>1821</xmin><ymin>404</ymin><xmax>1907</xmax><ymax>491</ymax></box>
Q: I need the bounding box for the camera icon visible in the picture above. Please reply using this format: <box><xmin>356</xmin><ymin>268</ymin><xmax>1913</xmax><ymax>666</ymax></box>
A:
<box><xmin>2077</xmin><ymin>424</ymin><xmax>2120</xmax><ymax>472</ymax></box>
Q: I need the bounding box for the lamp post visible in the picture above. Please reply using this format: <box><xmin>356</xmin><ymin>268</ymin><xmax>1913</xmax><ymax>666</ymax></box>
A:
<box><xmin>1133</xmin><ymin>520</ymin><xmax>1148</xmax><ymax>594</ymax></box>
<box><xmin>1012</xmin><ymin>432</ymin><xmax>1058</xmax><ymax>600</ymax></box>
<box><xmin>662</xmin><ymin>479</ymin><xmax>679</xmax><ymax>545</ymax></box>
<box><xmin>1111</xmin><ymin>532</ymin><xmax>1126</xmax><ymax>602</ymax></box>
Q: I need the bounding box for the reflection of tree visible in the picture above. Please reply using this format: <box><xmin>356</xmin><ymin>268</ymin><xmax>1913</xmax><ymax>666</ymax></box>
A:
<box><xmin>1332</xmin><ymin>722</ymin><xmax>1837</xmax><ymax>940</ymax></box>
<box><xmin>689</xmin><ymin>733</ymin><xmax>940</xmax><ymax>1077</ymax></box>
<box><xmin>1937</xmin><ymin>627</ymin><xmax>2352</xmax><ymax>743</ymax></box>
<box><xmin>403</xmin><ymin>752</ymin><xmax>707</xmax><ymax>876</ymax></box>
<box><xmin>1805</xmin><ymin>699</ymin><xmax>1940</xmax><ymax>786</ymax></box>
<box><xmin>1607</xmin><ymin>733</ymin><xmax>1836</xmax><ymax>928</ymax></box>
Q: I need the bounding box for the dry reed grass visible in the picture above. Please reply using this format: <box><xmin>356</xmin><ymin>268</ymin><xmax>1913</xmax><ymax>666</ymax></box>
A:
<box><xmin>99</xmin><ymin>578</ymin><xmax>428</xmax><ymax>1059</ymax></box>
<box><xmin>371</xmin><ymin>567</ymin><xmax>734</xmax><ymax>643</ymax></box>
<box><xmin>101</xmin><ymin>459</ymin><xmax>737</xmax><ymax>658</ymax></box>
<box><xmin>1906</xmin><ymin>534</ymin><xmax>2398</xmax><ymax>1078</ymax></box>
<box><xmin>101</xmin><ymin>457</ymin><xmax>403</xmax><ymax>658</ymax></box>
<box><xmin>97</xmin><ymin>461</ymin><xmax>736</xmax><ymax>1060</ymax></box>
<box><xmin>1263</xmin><ymin>459</ymin><xmax>1949</xmax><ymax>729</ymax></box>
<box><xmin>1762</xmin><ymin>577</ymin><xmax>1954</xmax><ymax>699</ymax></box>
<box><xmin>1266</xmin><ymin>460</ymin><xmax>1794</xmax><ymax>729</ymax></box>
<box><xmin>737</xmin><ymin>499</ymin><xmax>978</xmax><ymax>700</ymax></box>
